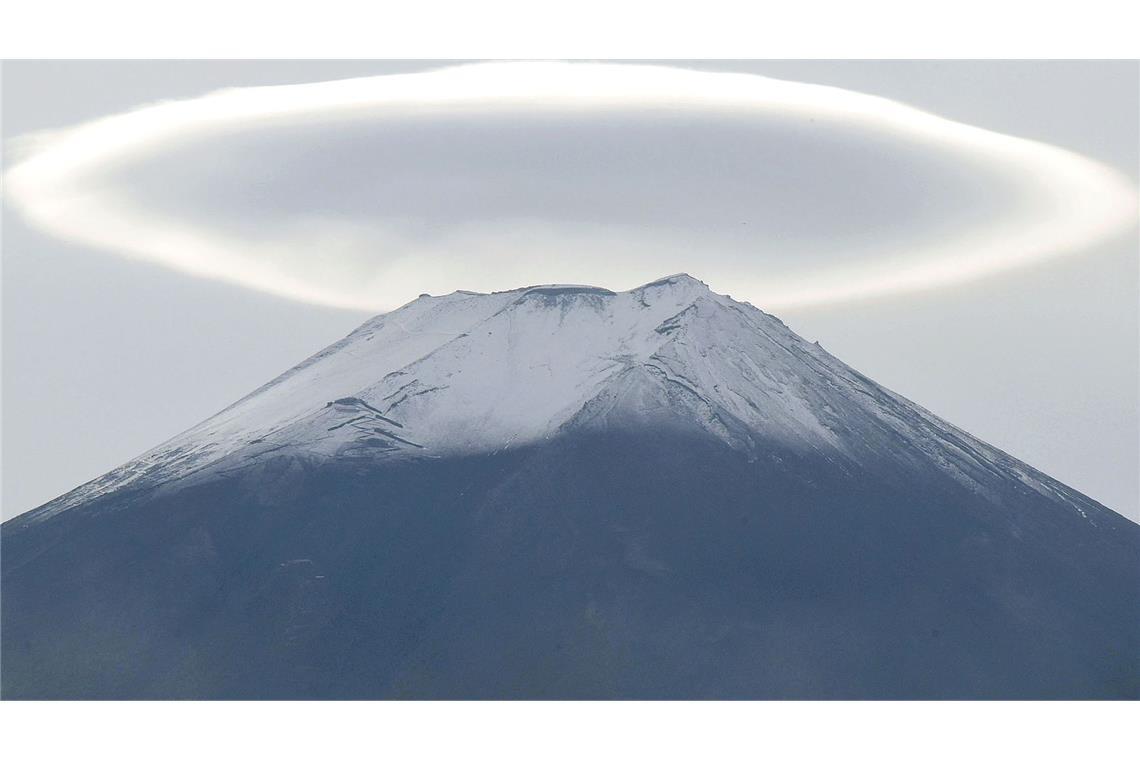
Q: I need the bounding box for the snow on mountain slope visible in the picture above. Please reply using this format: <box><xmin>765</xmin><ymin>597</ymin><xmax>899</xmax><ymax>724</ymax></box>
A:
<box><xmin>33</xmin><ymin>274</ymin><xmax>1113</xmax><ymax>526</ymax></box>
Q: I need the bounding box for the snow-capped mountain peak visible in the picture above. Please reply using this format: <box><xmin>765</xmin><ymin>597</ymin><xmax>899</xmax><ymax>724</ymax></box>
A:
<box><xmin>35</xmin><ymin>274</ymin><xmax>1112</xmax><ymax>528</ymax></box>
<box><xmin>11</xmin><ymin>273</ymin><xmax>1137</xmax><ymax>700</ymax></box>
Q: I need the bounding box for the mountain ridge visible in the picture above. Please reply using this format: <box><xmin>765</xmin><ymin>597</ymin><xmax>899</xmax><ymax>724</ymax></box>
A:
<box><xmin>18</xmin><ymin>273</ymin><xmax>1121</xmax><ymax>532</ymax></box>
<box><xmin>4</xmin><ymin>273</ymin><xmax>1136</xmax><ymax>699</ymax></box>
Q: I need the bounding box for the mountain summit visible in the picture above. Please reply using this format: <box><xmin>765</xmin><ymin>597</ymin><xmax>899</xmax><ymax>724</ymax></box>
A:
<box><xmin>4</xmin><ymin>275</ymin><xmax>1137</xmax><ymax>699</ymax></box>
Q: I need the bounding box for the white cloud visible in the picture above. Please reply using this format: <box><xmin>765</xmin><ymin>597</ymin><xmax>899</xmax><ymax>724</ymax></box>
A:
<box><xmin>5</xmin><ymin>61</ymin><xmax>1138</xmax><ymax>311</ymax></box>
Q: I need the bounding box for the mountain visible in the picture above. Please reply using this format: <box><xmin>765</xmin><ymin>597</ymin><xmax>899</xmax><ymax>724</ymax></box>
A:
<box><xmin>3</xmin><ymin>274</ymin><xmax>1137</xmax><ymax>699</ymax></box>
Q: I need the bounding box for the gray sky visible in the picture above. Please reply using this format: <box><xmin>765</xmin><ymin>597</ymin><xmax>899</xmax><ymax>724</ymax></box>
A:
<box><xmin>2</xmin><ymin>60</ymin><xmax>1137</xmax><ymax>521</ymax></box>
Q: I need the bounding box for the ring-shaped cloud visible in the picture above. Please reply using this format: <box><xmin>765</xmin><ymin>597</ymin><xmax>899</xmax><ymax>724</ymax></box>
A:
<box><xmin>5</xmin><ymin>62</ymin><xmax>1138</xmax><ymax>312</ymax></box>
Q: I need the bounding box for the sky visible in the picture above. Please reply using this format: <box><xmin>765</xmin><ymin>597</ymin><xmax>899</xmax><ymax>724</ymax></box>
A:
<box><xmin>2</xmin><ymin>60</ymin><xmax>1138</xmax><ymax>521</ymax></box>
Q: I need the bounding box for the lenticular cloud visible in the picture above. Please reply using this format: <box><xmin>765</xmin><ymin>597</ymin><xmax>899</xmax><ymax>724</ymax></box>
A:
<box><xmin>5</xmin><ymin>62</ymin><xmax>1138</xmax><ymax>312</ymax></box>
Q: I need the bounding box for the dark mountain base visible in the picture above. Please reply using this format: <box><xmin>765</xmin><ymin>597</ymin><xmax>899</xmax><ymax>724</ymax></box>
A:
<box><xmin>3</xmin><ymin>430</ymin><xmax>1138</xmax><ymax>699</ymax></box>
